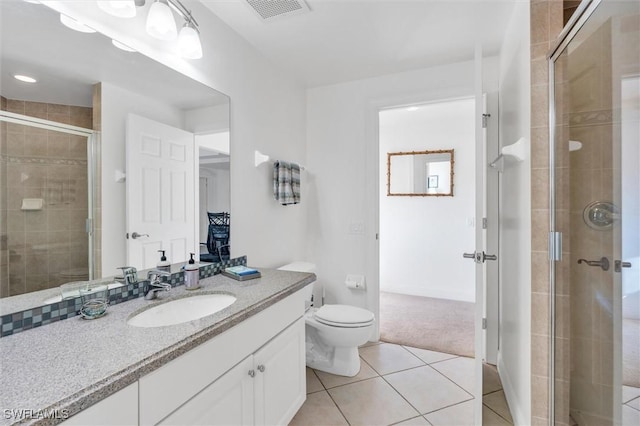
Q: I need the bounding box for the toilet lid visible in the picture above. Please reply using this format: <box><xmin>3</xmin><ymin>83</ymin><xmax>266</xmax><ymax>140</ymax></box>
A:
<box><xmin>314</xmin><ymin>304</ymin><xmax>374</xmax><ymax>327</ymax></box>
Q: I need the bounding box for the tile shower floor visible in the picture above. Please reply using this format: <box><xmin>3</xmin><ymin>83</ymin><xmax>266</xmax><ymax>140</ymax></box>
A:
<box><xmin>289</xmin><ymin>342</ymin><xmax>514</xmax><ymax>426</ymax></box>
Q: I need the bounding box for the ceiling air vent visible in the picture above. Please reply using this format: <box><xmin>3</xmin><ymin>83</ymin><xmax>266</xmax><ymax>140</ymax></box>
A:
<box><xmin>244</xmin><ymin>0</ymin><xmax>310</xmax><ymax>21</ymax></box>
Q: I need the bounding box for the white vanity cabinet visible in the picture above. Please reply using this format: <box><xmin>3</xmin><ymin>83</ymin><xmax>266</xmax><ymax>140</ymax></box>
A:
<box><xmin>139</xmin><ymin>288</ymin><xmax>307</xmax><ymax>425</ymax></box>
<box><xmin>159</xmin><ymin>318</ymin><xmax>305</xmax><ymax>426</ymax></box>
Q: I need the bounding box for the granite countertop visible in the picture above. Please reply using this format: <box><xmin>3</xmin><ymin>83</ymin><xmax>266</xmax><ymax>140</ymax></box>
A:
<box><xmin>0</xmin><ymin>269</ymin><xmax>314</xmax><ymax>426</ymax></box>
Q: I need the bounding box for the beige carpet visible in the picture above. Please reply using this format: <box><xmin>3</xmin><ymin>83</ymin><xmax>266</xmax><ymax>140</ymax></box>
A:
<box><xmin>379</xmin><ymin>291</ymin><xmax>475</xmax><ymax>358</ymax></box>
<box><xmin>624</xmin><ymin>318</ymin><xmax>640</xmax><ymax>388</ymax></box>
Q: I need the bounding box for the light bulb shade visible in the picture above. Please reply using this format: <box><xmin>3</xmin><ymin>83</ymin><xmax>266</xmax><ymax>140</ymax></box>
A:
<box><xmin>96</xmin><ymin>1</ymin><xmax>136</xmax><ymax>18</ymax></box>
<box><xmin>146</xmin><ymin>0</ymin><xmax>177</xmax><ymax>41</ymax></box>
<box><xmin>178</xmin><ymin>24</ymin><xmax>202</xmax><ymax>59</ymax></box>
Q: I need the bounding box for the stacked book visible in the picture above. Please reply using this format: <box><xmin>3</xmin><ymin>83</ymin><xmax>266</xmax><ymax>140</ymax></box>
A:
<box><xmin>222</xmin><ymin>266</ymin><xmax>261</xmax><ymax>281</ymax></box>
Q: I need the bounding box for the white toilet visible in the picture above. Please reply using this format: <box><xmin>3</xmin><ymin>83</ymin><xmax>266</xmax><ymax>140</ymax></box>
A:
<box><xmin>278</xmin><ymin>262</ymin><xmax>375</xmax><ymax>377</ymax></box>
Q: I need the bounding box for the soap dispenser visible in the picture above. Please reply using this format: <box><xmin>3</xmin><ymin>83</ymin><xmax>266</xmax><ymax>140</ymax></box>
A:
<box><xmin>184</xmin><ymin>253</ymin><xmax>200</xmax><ymax>290</ymax></box>
<box><xmin>157</xmin><ymin>250</ymin><xmax>171</xmax><ymax>272</ymax></box>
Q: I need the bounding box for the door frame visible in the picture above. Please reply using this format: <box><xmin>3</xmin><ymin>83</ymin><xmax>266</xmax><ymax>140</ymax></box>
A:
<box><xmin>367</xmin><ymin>87</ymin><xmax>500</xmax><ymax>420</ymax></box>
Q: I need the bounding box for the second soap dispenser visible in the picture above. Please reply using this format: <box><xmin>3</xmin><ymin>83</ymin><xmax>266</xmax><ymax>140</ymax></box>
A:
<box><xmin>157</xmin><ymin>250</ymin><xmax>171</xmax><ymax>272</ymax></box>
<box><xmin>184</xmin><ymin>253</ymin><xmax>200</xmax><ymax>290</ymax></box>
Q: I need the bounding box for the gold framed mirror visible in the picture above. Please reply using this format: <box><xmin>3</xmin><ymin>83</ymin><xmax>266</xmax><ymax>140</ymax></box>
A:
<box><xmin>387</xmin><ymin>149</ymin><xmax>455</xmax><ymax>196</ymax></box>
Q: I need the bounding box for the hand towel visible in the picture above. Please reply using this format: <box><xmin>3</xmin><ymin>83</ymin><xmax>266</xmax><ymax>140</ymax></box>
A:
<box><xmin>273</xmin><ymin>160</ymin><xmax>301</xmax><ymax>205</ymax></box>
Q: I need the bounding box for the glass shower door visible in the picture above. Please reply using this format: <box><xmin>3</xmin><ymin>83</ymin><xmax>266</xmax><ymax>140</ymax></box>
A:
<box><xmin>550</xmin><ymin>1</ymin><xmax>640</xmax><ymax>425</ymax></box>
<box><xmin>0</xmin><ymin>111</ymin><xmax>94</xmax><ymax>297</ymax></box>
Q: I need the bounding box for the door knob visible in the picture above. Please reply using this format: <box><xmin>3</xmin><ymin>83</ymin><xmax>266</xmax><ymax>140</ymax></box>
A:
<box><xmin>615</xmin><ymin>260</ymin><xmax>632</xmax><ymax>272</ymax></box>
<box><xmin>131</xmin><ymin>232</ymin><xmax>149</xmax><ymax>239</ymax></box>
<box><xmin>257</xmin><ymin>365</ymin><xmax>265</xmax><ymax>373</ymax></box>
<box><xmin>577</xmin><ymin>257</ymin><xmax>610</xmax><ymax>271</ymax></box>
<box><xmin>248</xmin><ymin>369</ymin><xmax>255</xmax><ymax>378</ymax></box>
<box><xmin>463</xmin><ymin>251</ymin><xmax>497</xmax><ymax>263</ymax></box>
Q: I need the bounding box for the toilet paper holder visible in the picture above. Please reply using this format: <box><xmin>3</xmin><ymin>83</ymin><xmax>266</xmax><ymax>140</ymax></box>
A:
<box><xmin>345</xmin><ymin>274</ymin><xmax>365</xmax><ymax>290</ymax></box>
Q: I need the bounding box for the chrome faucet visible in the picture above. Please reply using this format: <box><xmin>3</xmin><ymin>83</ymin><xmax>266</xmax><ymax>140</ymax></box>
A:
<box><xmin>144</xmin><ymin>270</ymin><xmax>172</xmax><ymax>300</ymax></box>
<box><xmin>117</xmin><ymin>266</ymin><xmax>138</xmax><ymax>286</ymax></box>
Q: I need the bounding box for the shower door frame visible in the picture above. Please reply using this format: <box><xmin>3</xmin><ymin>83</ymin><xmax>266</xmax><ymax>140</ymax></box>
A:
<box><xmin>547</xmin><ymin>0</ymin><xmax>630</xmax><ymax>423</ymax></box>
<box><xmin>0</xmin><ymin>110</ymin><xmax>97</xmax><ymax>281</ymax></box>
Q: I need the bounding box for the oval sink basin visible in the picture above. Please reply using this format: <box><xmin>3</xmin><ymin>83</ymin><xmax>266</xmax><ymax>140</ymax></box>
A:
<box><xmin>127</xmin><ymin>294</ymin><xmax>236</xmax><ymax>328</ymax></box>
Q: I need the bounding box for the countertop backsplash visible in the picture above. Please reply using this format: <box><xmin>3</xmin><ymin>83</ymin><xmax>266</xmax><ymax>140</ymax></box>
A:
<box><xmin>0</xmin><ymin>256</ymin><xmax>247</xmax><ymax>338</ymax></box>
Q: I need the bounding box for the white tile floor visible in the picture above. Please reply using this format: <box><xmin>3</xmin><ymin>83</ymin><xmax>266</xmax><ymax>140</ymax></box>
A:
<box><xmin>622</xmin><ymin>386</ymin><xmax>640</xmax><ymax>426</ymax></box>
<box><xmin>290</xmin><ymin>342</ymin><xmax>514</xmax><ymax>426</ymax></box>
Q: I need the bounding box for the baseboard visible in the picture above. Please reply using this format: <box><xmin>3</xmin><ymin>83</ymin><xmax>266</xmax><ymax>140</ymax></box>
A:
<box><xmin>497</xmin><ymin>351</ymin><xmax>527</xmax><ymax>425</ymax></box>
<box><xmin>380</xmin><ymin>287</ymin><xmax>475</xmax><ymax>303</ymax></box>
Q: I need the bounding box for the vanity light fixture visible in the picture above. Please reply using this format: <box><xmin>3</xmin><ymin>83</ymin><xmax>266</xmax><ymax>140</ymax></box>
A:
<box><xmin>96</xmin><ymin>0</ymin><xmax>203</xmax><ymax>59</ymax></box>
<box><xmin>146</xmin><ymin>0</ymin><xmax>178</xmax><ymax>41</ymax></box>
<box><xmin>178</xmin><ymin>20</ymin><xmax>202</xmax><ymax>59</ymax></box>
<box><xmin>14</xmin><ymin>75</ymin><xmax>37</xmax><ymax>83</ymax></box>
<box><xmin>97</xmin><ymin>0</ymin><xmax>137</xmax><ymax>18</ymax></box>
<box><xmin>60</xmin><ymin>14</ymin><xmax>97</xmax><ymax>33</ymax></box>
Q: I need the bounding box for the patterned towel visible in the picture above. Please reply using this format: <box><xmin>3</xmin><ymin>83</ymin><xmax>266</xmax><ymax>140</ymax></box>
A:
<box><xmin>273</xmin><ymin>160</ymin><xmax>301</xmax><ymax>205</ymax></box>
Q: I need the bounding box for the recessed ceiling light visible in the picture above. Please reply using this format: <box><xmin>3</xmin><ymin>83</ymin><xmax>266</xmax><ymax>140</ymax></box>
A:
<box><xmin>60</xmin><ymin>14</ymin><xmax>96</xmax><ymax>33</ymax></box>
<box><xmin>112</xmin><ymin>39</ymin><xmax>137</xmax><ymax>52</ymax></box>
<box><xmin>14</xmin><ymin>75</ymin><xmax>37</xmax><ymax>83</ymax></box>
<box><xmin>406</xmin><ymin>106</ymin><xmax>420</xmax><ymax>112</ymax></box>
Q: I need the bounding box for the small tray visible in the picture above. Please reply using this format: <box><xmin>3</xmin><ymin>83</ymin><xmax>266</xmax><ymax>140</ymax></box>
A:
<box><xmin>222</xmin><ymin>271</ymin><xmax>261</xmax><ymax>281</ymax></box>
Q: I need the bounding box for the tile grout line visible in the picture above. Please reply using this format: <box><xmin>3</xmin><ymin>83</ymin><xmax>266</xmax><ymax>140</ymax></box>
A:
<box><xmin>483</xmin><ymin>402</ymin><xmax>514</xmax><ymax>425</ymax></box>
<box><xmin>425</xmin><ymin>363</ymin><xmax>475</xmax><ymax>399</ymax></box>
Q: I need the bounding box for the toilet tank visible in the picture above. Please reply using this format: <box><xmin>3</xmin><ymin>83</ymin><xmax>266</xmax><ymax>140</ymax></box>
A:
<box><xmin>278</xmin><ymin>262</ymin><xmax>316</xmax><ymax>308</ymax></box>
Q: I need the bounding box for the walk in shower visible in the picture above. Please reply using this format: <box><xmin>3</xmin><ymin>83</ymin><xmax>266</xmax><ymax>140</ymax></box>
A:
<box><xmin>549</xmin><ymin>0</ymin><xmax>639</xmax><ymax>424</ymax></box>
<box><xmin>0</xmin><ymin>103</ymin><xmax>95</xmax><ymax>298</ymax></box>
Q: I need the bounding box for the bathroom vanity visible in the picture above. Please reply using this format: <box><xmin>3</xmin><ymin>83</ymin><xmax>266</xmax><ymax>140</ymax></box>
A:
<box><xmin>0</xmin><ymin>269</ymin><xmax>314</xmax><ymax>426</ymax></box>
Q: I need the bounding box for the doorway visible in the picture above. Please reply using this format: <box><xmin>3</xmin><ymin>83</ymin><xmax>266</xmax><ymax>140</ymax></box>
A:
<box><xmin>377</xmin><ymin>97</ymin><xmax>476</xmax><ymax>358</ymax></box>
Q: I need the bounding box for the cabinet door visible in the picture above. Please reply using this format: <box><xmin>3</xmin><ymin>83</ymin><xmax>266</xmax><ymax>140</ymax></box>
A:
<box><xmin>62</xmin><ymin>382</ymin><xmax>138</xmax><ymax>426</ymax></box>
<box><xmin>159</xmin><ymin>356</ymin><xmax>254</xmax><ymax>426</ymax></box>
<box><xmin>254</xmin><ymin>317</ymin><xmax>306</xmax><ymax>426</ymax></box>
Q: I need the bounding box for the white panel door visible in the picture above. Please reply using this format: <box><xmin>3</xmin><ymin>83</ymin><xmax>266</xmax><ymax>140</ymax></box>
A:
<box><xmin>253</xmin><ymin>318</ymin><xmax>306</xmax><ymax>426</ymax></box>
<box><xmin>126</xmin><ymin>113</ymin><xmax>195</xmax><ymax>269</ymax></box>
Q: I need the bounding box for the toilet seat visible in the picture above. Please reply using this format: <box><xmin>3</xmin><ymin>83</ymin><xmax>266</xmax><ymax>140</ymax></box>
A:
<box><xmin>314</xmin><ymin>304</ymin><xmax>374</xmax><ymax>328</ymax></box>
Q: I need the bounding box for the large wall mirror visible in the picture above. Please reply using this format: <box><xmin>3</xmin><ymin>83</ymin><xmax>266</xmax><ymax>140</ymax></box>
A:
<box><xmin>387</xmin><ymin>149</ymin><xmax>455</xmax><ymax>196</ymax></box>
<box><xmin>0</xmin><ymin>1</ymin><xmax>230</xmax><ymax>307</ymax></box>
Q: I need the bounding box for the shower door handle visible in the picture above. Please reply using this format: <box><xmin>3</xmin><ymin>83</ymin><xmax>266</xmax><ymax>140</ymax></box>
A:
<box><xmin>577</xmin><ymin>257</ymin><xmax>610</xmax><ymax>271</ymax></box>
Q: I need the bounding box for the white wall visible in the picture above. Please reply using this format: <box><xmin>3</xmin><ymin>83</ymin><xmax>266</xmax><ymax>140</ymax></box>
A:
<box><xmin>100</xmin><ymin>82</ymin><xmax>184</xmax><ymax>275</ymax></box>
<box><xmin>48</xmin><ymin>1</ymin><xmax>308</xmax><ymax>270</ymax></box>
<box><xmin>379</xmin><ymin>99</ymin><xmax>475</xmax><ymax>302</ymax></box>
<box><xmin>306</xmin><ymin>58</ymin><xmax>498</xmax><ymax>315</ymax></box>
<box><xmin>496</xmin><ymin>1</ymin><xmax>531</xmax><ymax>424</ymax></box>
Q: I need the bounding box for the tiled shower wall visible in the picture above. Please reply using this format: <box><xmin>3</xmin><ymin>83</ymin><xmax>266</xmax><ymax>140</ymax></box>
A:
<box><xmin>0</xmin><ymin>98</ymin><xmax>92</xmax><ymax>297</ymax></box>
<box><xmin>530</xmin><ymin>1</ymin><xmax>565</xmax><ymax>425</ymax></box>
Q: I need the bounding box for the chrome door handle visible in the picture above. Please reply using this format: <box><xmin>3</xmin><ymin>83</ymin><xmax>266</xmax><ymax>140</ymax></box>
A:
<box><xmin>131</xmin><ymin>232</ymin><xmax>149</xmax><ymax>239</ymax></box>
<box><xmin>577</xmin><ymin>257</ymin><xmax>610</xmax><ymax>271</ymax></box>
<box><xmin>463</xmin><ymin>251</ymin><xmax>497</xmax><ymax>263</ymax></box>
<box><xmin>615</xmin><ymin>260</ymin><xmax>632</xmax><ymax>272</ymax></box>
